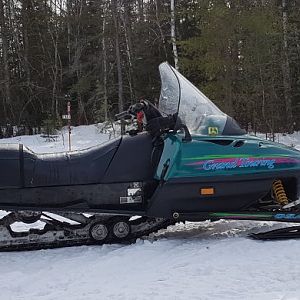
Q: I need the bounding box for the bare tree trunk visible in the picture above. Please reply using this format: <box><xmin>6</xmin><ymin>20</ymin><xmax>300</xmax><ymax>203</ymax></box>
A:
<box><xmin>0</xmin><ymin>0</ymin><xmax>12</xmax><ymax>120</ymax></box>
<box><xmin>50</xmin><ymin>0</ymin><xmax>60</xmax><ymax>119</ymax></box>
<box><xmin>155</xmin><ymin>0</ymin><xmax>167</xmax><ymax>59</ymax></box>
<box><xmin>102</xmin><ymin>1</ymin><xmax>108</xmax><ymax>121</ymax></box>
<box><xmin>137</xmin><ymin>0</ymin><xmax>143</xmax><ymax>21</ymax></box>
<box><xmin>22</xmin><ymin>0</ymin><xmax>30</xmax><ymax>85</ymax></box>
<box><xmin>19</xmin><ymin>0</ymin><xmax>33</xmax><ymax>127</ymax></box>
<box><xmin>9</xmin><ymin>1</ymin><xmax>23</xmax><ymax>81</ymax></box>
<box><xmin>281</xmin><ymin>0</ymin><xmax>293</xmax><ymax>132</ymax></box>
<box><xmin>67</xmin><ymin>0</ymin><xmax>71</xmax><ymax>68</ymax></box>
<box><xmin>122</xmin><ymin>0</ymin><xmax>135</xmax><ymax>103</ymax></box>
<box><xmin>112</xmin><ymin>0</ymin><xmax>124</xmax><ymax>134</ymax></box>
<box><xmin>75</xmin><ymin>0</ymin><xmax>84</xmax><ymax>125</ymax></box>
<box><xmin>170</xmin><ymin>0</ymin><xmax>179</xmax><ymax>69</ymax></box>
<box><xmin>112</xmin><ymin>0</ymin><xmax>123</xmax><ymax>114</ymax></box>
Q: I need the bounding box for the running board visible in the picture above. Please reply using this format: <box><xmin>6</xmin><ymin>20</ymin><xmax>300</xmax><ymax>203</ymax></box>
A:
<box><xmin>172</xmin><ymin>211</ymin><xmax>300</xmax><ymax>223</ymax></box>
<box><xmin>250</xmin><ymin>226</ymin><xmax>300</xmax><ymax>240</ymax></box>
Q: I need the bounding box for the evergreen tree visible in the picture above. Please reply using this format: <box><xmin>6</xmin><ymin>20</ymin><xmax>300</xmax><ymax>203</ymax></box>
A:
<box><xmin>0</xmin><ymin>0</ymin><xmax>298</xmax><ymax>133</ymax></box>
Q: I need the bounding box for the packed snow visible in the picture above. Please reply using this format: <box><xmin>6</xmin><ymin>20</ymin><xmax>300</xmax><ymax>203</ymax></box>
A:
<box><xmin>0</xmin><ymin>126</ymin><xmax>300</xmax><ymax>300</ymax></box>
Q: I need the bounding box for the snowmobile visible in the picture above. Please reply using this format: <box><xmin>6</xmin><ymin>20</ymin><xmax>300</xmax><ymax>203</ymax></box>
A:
<box><xmin>0</xmin><ymin>62</ymin><xmax>300</xmax><ymax>251</ymax></box>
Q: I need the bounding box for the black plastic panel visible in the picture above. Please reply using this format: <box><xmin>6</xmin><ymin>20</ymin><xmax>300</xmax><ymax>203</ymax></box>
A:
<box><xmin>147</xmin><ymin>176</ymin><xmax>275</xmax><ymax>218</ymax></box>
<box><xmin>223</xmin><ymin>116</ymin><xmax>246</xmax><ymax>135</ymax></box>
<box><xmin>0</xmin><ymin>144</ymin><xmax>21</xmax><ymax>188</ymax></box>
<box><xmin>0</xmin><ymin>182</ymin><xmax>143</xmax><ymax>211</ymax></box>
<box><xmin>103</xmin><ymin>133</ymin><xmax>155</xmax><ymax>183</ymax></box>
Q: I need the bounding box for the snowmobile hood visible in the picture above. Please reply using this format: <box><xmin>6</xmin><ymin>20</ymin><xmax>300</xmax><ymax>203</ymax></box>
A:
<box><xmin>158</xmin><ymin>62</ymin><xmax>245</xmax><ymax>136</ymax></box>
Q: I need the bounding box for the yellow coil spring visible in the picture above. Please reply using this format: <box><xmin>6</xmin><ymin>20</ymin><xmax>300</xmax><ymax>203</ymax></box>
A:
<box><xmin>272</xmin><ymin>180</ymin><xmax>288</xmax><ymax>206</ymax></box>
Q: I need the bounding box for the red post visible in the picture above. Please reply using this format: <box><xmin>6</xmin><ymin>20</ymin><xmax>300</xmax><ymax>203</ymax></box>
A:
<box><xmin>67</xmin><ymin>101</ymin><xmax>71</xmax><ymax>151</ymax></box>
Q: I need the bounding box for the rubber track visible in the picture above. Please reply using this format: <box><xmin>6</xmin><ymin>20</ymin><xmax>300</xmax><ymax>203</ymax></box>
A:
<box><xmin>0</xmin><ymin>218</ymin><xmax>174</xmax><ymax>252</ymax></box>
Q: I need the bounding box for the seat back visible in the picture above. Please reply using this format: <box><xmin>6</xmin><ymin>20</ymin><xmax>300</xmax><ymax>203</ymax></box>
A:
<box><xmin>102</xmin><ymin>133</ymin><xmax>158</xmax><ymax>183</ymax></box>
<box><xmin>0</xmin><ymin>144</ymin><xmax>22</xmax><ymax>189</ymax></box>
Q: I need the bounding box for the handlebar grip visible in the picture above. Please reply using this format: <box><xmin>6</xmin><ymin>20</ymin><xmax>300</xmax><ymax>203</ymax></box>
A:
<box><xmin>128</xmin><ymin>102</ymin><xmax>145</xmax><ymax>114</ymax></box>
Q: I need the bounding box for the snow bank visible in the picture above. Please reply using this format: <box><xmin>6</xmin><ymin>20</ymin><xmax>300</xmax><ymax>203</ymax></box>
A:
<box><xmin>1</xmin><ymin>221</ymin><xmax>300</xmax><ymax>300</ymax></box>
<box><xmin>0</xmin><ymin>124</ymin><xmax>112</xmax><ymax>153</ymax></box>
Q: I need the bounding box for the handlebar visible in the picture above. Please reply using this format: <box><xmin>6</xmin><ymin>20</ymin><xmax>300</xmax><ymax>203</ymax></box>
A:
<box><xmin>114</xmin><ymin>102</ymin><xmax>146</xmax><ymax>121</ymax></box>
<box><xmin>115</xmin><ymin>111</ymin><xmax>131</xmax><ymax>121</ymax></box>
<box><xmin>114</xmin><ymin>101</ymin><xmax>192</xmax><ymax>142</ymax></box>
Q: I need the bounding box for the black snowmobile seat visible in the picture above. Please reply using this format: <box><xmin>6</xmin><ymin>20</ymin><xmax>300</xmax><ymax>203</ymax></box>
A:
<box><xmin>26</xmin><ymin>137</ymin><xmax>122</xmax><ymax>187</ymax></box>
<box><xmin>0</xmin><ymin>138</ymin><xmax>121</xmax><ymax>189</ymax></box>
<box><xmin>0</xmin><ymin>132</ymin><xmax>158</xmax><ymax>189</ymax></box>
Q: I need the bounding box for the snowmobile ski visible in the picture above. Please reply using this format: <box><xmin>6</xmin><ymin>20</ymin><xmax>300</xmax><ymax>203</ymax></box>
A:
<box><xmin>250</xmin><ymin>226</ymin><xmax>300</xmax><ymax>240</ymax></box>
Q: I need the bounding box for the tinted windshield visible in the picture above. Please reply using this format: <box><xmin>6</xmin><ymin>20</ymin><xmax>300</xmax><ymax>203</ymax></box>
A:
<box><xmin>158</xmin><ymin>62</ymin><xmax>244</xmax><ymax>136</ymax></box>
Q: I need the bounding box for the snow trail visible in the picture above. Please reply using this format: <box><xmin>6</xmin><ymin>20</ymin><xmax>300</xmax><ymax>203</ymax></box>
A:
<box><xmin>0</xmin><ymin>221</ymin><xmax>299</xmax><ymax>300</ymax></box>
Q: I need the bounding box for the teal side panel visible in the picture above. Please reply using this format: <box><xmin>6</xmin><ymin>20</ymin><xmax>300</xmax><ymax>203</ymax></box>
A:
<box><xmin>166</xmin><ymin>135</ymin><xmax>300</xmax><ymax>179</ymax></box>
<box><xmin>155</xmin><ymin>135</ymin><xmax>181</xmax><ymax>180</ymax></box>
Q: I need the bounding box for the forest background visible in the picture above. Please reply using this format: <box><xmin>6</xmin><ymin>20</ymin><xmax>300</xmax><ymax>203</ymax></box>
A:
<box><xmin>0</xmin><ymin>0</ymin><xmax>299</xmax><ymax>136</ymax></box>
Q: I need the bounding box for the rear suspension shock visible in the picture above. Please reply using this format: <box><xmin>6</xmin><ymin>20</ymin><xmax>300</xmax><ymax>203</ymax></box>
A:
<box><xmin>272</xmin><ymin>179</ymin><xmax>289</xmax><ymax>206</ymax></box>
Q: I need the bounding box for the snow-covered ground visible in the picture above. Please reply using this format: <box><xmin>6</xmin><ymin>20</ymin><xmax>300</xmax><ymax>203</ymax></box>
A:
<box><xmin>0</xmin><ymin>124</ymin><xmax>113</xmax><ymax>153</ymax></box>
<box><xmin>0</xmin><ymin>127</ymin><xmax>300</xmax><ymax>300</ymax></box>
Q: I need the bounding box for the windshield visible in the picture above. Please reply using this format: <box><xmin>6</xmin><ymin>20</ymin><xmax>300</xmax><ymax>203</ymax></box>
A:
<box><xmin>158</xmin><ymin>62</ymin><xmax>244</xmax><ymax>136</ymax></box>
<box><xmin>158</xmin><ymin>63</ymin><xmax>180</xmax><ymax>116</ymax></box>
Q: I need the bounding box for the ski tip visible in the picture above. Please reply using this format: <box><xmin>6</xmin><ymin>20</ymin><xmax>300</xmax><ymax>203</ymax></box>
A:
<box><xmin>249</xmin><ymin>226</ymin><xmax>300</xmax><ymax>241</ymax></box>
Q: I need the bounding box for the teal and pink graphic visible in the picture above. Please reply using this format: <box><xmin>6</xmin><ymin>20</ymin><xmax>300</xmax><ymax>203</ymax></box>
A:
<box><xmin>184</xmin><ymin>155</ymin><xmax>300</xmax><ymax>171</ymax></box>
